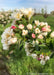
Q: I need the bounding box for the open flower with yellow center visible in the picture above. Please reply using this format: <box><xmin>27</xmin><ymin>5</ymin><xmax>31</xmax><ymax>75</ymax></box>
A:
<box><xmin>38</xmin><ymin>34</ymin><xmax>43</xmax><ymax>39</ymax></box>
<box><xmin>27</xmin><ymin>24</ymin><xmax>32</xmax><ymax>30</ymax></box>
<box><xmin>10</xmin><ymin>12</ymin><xmax>23</xmax><ymax>20</ymax></box>
<box><xmin>35</xmin><ymin>28</ymin><xmax>40</xmax><ymax>34</ymax></box>
<box><xmin>27</xmin><ymin>11</ymin><xmax>32</xmax><ymax>19</ymax></box>
<box><xmin>21</xmin><ymin>8</ymin><xmax>34</xmax><ymax>20</ymax></box>
<box><xmin>22</xmin><ymin>30</ymin><xmax>28</xmax><ymax>36</ymax></box>
<box><xmin>27</xmin><ymin>8</ymin><xmax>34</xmax><ymax>20</ymax></box>
<box><xmin>15</xmin><ymin>13</ymin><xmax>23</xmax><ymax>20</ymax></box>
<box><xmin>1</xmin><ymin>27</ymin><xmax>16</xmax><ymax>50</ymax></box>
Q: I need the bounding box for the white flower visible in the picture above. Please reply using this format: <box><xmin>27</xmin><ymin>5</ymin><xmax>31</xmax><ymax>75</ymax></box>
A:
<box><xmin>38</xmin><ymin>34</ymin><xmax>43</xmax><ymax>39</ymax></box>
<box><xmin>32</xmin><ymin>40</ymin><xmax>35</xmax><ymax>45</ymax></box>
<box><xmin>44</xmin><ymin>22</ymin><xmax>48</xmax><ymax>27</ymax></box>
<box><xmin>40</xmin><ymin>59</ymin><xmax>45</xmax><ymax>65</ymax></box>
<box><xmin>21</xmin><ymin>8</ymin><xmax>34</xmax><ymax>20</ymax></box>
<box><xmin>35</xmin><ymin>28</ymin><xmax>40</xmax><ymax>34</ymax></box>
<box><xmin>1</xmin><ymin>27</ymin><xmax>10</xmax><ymax>38</ymax></box>
<box><xmin>36</xmin><ymin>40</ymin><xmax>39</xmax><ymax>44</ymax></box>
<box><xmin>15</xmin><ymin>13</ymin><xmax>23</xmax><ymax>20</ymax></box>
<box><xmin>27</xmin><ymin>8</ymin><xmax>34</xmax><ymax>19</ymax></box>
<box><xmin>1</xmin><ymin>39</ymin><xmax>8</xmax><ymax>45</ymax></box>
<box><xmin>19</xmin><ymin>24</ymin><xmax>24</xmax><ymax>29</ymax></box>
<box><xmin>3</xmin><ymin>44</ymin><xmax>9</xmax><ymax>50</ymax></box>
<box><xmin>35</xmin><ymin>20</ymin><xmax>40</xmax><ymax>26</ymax></box>
<box><xmin>1</xmin><ymin>27</ymin><xmax>13</xmax><ymax>40</ymax></box>
<box><xmin>1</xmin><ymin>27</ymin><xmax>16</xmax><ymax>50</ymax></box>
<box><xmin>46</xmin><ymin>28</ymin><xmax>51</xmax><ymax>32</ymax></box>
<box><xmin>45</xmin><ymin>56</ymin><xmax>50</xmax><ymax>61</ymax></box>
<box><xmin>10</xmin><ymin>12</ymin><xmax>23</xmax><ymax>20</ymax></box>
<box><xmin>2</xmin><ymin>32</ymin><xmax>11</xmax><ymax>40</ymax></box>
<box><xmin>20</xmin><ymin>8</ymin><xmax>28</xmax><ymax>15</ymax></box>
<box><xmin>40</xmin><ymin>54</ymin><xmax>44</xmax><ymax>59</ymax></box>
<box><xmin>19</xmin><ymin>8</ymin><xmax>25</xmax><ymax>14</ymax></box>
<box><xmin>40</xmin><ymin>22</ymin><xmax>45</xmax><ymax>26</ymax></box>
<box><xmin>8</xmin><ymin>20</ymin><xmax>10</xmax><ymax>23</ymax></box>
<box><xmin>22</xmin><ymin>30</ymin><xmax>28</xmax><ymax>36</ymax></box>
<box><xmin>41</xmin><ymin>32</ymin><xmax>48</xmax><ymax>36</ymax></box>
<box><xmin>50</xmin><ymin>31</ymin><xmax>54</xmax><ymax>38</ymax></box>
<box><xmin>27</xmin><ymin>24</ymin><xmax>32</xmax><ymax>30</ymax></box>
<box><xmin>8</xmin><ymin>37</ymin><xmax>17</xmax><ymax>44</ymax></box>
<box><xmin>32</xmin><ymin>40</ymin><xmax>36</xmax><ymax>47</ymax></box>
<box><xmin>30</xmin><ymin>54</ymin><xmax>37</xmax><ymax>59</ymax></box>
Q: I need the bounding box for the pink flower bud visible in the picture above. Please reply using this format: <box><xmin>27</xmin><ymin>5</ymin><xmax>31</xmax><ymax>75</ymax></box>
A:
<box><xmin>34</xmin><ymin>25</ymin><xmax>36</xmax><ymax>29</ymax></box>
<box><xmin>11</xmin><ymin>26</ymin><xmax>16</xmax><ymax>29</ymax></box>
<box><xmin>32</xmin><ymin>33</ymin><xmax>36</xmax><ymax>38</ymax></box>
<box><xmin>42</xmin><ymin>27</ymin><xmax>46</xmax><ymax>31</ymax></box>
<box><xmin>48</xmin><ymin>25</ymin><xmax>50</xmax><ymax>28</ymax></box>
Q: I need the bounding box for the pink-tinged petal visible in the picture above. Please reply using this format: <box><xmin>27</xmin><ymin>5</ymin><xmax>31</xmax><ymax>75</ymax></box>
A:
<box><xmin>11</xmin><ymin>26</ymin><xmax>17</xmax><ymax>29</ymax></box>
<box><xmin>48</xmin><ymin>25</ymin><xmax>50</xmax><ymax>28</ymax></box>
<box><xmin>42</xmin><ymin>27</ymin><xmax>46</xmax><ymax>31</ymax></box>
<box><xmin>32</xmin><ymin>33</ymin><xmax>36</xmax><ymax>38</ymax></box>
<box><xmin>34</xmin><ymin>25</ymin><xmax>36</xmax><ymax>29</ymax></box>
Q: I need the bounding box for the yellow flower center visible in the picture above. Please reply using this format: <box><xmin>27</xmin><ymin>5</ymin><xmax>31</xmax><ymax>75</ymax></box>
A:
<box><xmin>5</xmin><ymin>40</ymin><xmax>8</xmax><ymax>44</ymax></box>
<box><xmin>16</xmin><ymin>13</ymin><xmax>20</xmax><ymax>19</ymax></box>
<box><xmin>28</xmin><ymin>11</ymin><xmax>32</xmax><ymax>17</ymax></box>
<box><xmin>6</xmin><ymin>33</ymin><xmax>10</xmax><ymax>38</ymax></box>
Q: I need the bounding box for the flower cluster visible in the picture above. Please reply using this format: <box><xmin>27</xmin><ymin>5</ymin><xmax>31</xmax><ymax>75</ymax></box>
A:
<box><xmin>1</xmin><ymin>27</ymin><xmax>17</xmax><ymax>50</ymax></box>
<box><xmin>0</xmin><ymin>10</ymin><xmax>12</xmax><ymax>26</ymax></box>
<box><xmin>1</xmin><ymin>8</ymin><xmax>54</xmax><ymax>65</ymax></box>
<box><xmin>13</xmin><ymin>20</ymin><xmax>52</xmax><ymax>44</ymax></box>
<box><xmin>10</xmin><ymin>8</ymin><xmax>34</xmax><ymax>20</ymax></box>
<box><xmin>25</xmin><ymin>42</ymin><xmax>50</xmax><ymax>65</ymax></box>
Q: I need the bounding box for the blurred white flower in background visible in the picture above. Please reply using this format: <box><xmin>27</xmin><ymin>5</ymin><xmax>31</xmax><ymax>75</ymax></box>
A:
<box><xmin>19</xmin><ymin>8</ymin><xmax>34</xmax><ymax>20</ymax></box>
<box><xmin>3</xmin><ymin>44</ymin><xmax>9</xmax><ymax>50</ymax></box>
<box><xmin>0</xmin><ymin>10</ymin><xmax>12</xmax><ymax>25</ymax></box>
<box><xmin>30</xmin><ymin>54</ymin><xmax>37</xmax><ymax>59</ymax></box>
<box><xmin>27</xmin><ymin>8</ymin><xmax>34</xmax><ymax>20</ymax></box>
<box><xmin>50</xmin><ymin>31</ymin><xmax>54</xmax><ymax>38</ymax></box>
<box><xmin>41</xmin><ymin>32</ymin><xmax>48</xmax><ymax>36</ymax></box>
<box><xmin>36</xmin><ymin>40</ymin><xmax>39</xmax><ymax>44</ymax></box>
<box><xmin>40</xmin><ymin>59</ymin><xmax>45</xmax><ymax>65</ymax></box>
<box><xmin>10</xmin><ymin>12</ymin><xmax>23</xmax><ymax>20</ymax></box>
<box><xmin>40</xmin><ymin>54</ymin><xmax>44</xmax><ymax>59</ymax></box>
<box><xmin>35</xmin><ymin>20</ymin><xmax>40</xmax><ymax>26</ymax></box>
<box><xmin>45</xmin><ymin>56</ymin><xmax>50</xmax><ymax>61</ymax></box>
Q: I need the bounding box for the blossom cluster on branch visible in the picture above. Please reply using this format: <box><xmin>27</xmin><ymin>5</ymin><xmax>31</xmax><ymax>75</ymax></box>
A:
<box><xmin>1</xmin><ymin>8</ymin><xmax>54</xmax><ymax>65</ymax></box>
